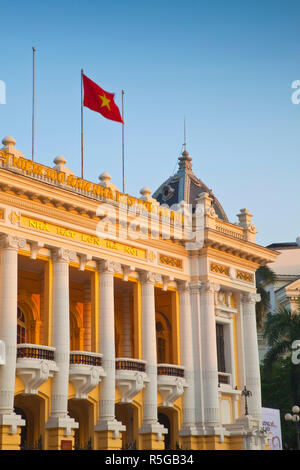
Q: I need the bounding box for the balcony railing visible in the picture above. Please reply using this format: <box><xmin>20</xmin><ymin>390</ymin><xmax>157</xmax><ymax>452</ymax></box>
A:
<box><xmin>157</xmin><ymin>364</ymin><xmax>185</xmax><ymax>378</ymax></box>
<box><xmin>116</xmin><ymin>358</ymin><xmax>146</xmax><ymax>373</ymax></box>
<box><xmin>17</xmin><ymin>344</ymin><xmax>55</xmax><ymax>361</ymax></box>
<box><xmin>70</xmin><ymin>351</ymin><xmax>103</xmax><ymax>367</ymax></box>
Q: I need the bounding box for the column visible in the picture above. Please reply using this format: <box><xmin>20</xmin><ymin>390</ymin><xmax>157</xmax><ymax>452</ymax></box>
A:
<box><xmin>122</xmin><ymin>291</ymin><xmax>132</xmax><ymax>358</ymax></box>
<box><xmin>200</xmin><ymin>281</ymin><xmax>221</xmax><ymax>428</ymax></box>
<box><xmin>241</xmin><ymin>292</ymin><xmax>262</xmax><ymax>421</ymax></box>
<box><xmin>94</xmin><ymin>260</ymin><xmax>125</xmax><ymax>450</ymax></box>
<box><xmin>83</xmin><ymin>283</ymin><xmax>91</xmax><ymax>352</ymax></box>
<box><xmin>0</xmin><ymin>235</ymin><xmax>26</xmax><ymax>449</ymax></box>
<box><xmin>189</xmin><ymin>281</ymin><xmax>205</xmax><ymax>432</ymax></box>
<box><xmin>139</xmin><ymin>271</ymin><xmax>166</xmax><ymax>450</ymax></box>
<box><xmin>46</xmin><ymin>248</ymin><xmax>78</xmax><ymax>449</ymax></box>
<box><xmin>177</xmin><ymin>281</ymin><xmax>197</xmax><ymax>439</ymax></box>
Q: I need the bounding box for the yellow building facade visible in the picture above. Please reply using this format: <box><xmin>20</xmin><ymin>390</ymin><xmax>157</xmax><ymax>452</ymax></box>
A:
<box><xmin>0</xmin><ymin>136</ymin><xmax>277</xmax><ymax>450</ymax></box>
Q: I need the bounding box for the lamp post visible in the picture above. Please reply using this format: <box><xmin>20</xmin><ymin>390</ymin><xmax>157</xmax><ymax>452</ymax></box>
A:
<box><xmin>241</xmin><ymin>385</ymin><xmax>252</xmax><ymax>415</ymax></box>
<box><xmin>284</xmin><ymin>405</ymin><xmax>300</xmax><ymax>450</ymax></box>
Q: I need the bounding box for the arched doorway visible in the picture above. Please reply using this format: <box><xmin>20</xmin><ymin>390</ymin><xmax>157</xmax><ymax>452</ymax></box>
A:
<box><xmin>115</xmin><ymin>403</ymin><xmax>137</xmax><ymax>449</ymax></box>
<box><xmin>14</xmin><ymin>406</ymin><xmax>27</xmax><ymax>449</ymax></box>
<box><xmin>68</xmin><ymin>399</ymin><xmax>93</xmax><ymax>449</ymax></box>
<box><xmin>14</xmin><ymin>394</ymin><xmax>44</xmax><ymax>449</ymax></box>
<box><xmin>158</xmin><ymin>412</ymin><xmax>171</xmax><ymax>450</ymax></box>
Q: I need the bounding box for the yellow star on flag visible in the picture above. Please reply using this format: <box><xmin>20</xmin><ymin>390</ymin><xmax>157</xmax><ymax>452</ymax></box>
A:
<box><xmin>98</xmin><ymin>93</ymin><xmax>111</xmax><ymax>110</ymax></box>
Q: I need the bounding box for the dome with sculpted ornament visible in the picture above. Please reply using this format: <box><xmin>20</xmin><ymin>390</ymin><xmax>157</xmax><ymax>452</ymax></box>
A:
<box><xmin>152</xmin><ymin>148</ymin><xmax>228</xmax><ymax>221</ymax></box>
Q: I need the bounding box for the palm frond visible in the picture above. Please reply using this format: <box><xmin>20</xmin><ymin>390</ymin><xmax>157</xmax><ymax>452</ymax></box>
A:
<box><xmin>263</xmin><ymin>339</ymin><xmax>292</xmax><ymax>367</ymax></box>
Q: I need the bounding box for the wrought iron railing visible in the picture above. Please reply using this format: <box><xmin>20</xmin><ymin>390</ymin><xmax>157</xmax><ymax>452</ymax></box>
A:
<box><xmin>116</xmin><ymin>358</ymin><xmax>146</xmax><ymax>373</ymax></box>
<box><xmin>157</xmin><ymin>364</ymin><xmax>185</xmax><ymax>378</ymax></box>
<box><xmin>70</xmin><ymin>351</ymin><xmax>103</xmax><ymax>367</ymax></box>
<box><xmin>17</xmin><ymin>344</ymin><xmax>55</xmax><ymax>361</ymax></box>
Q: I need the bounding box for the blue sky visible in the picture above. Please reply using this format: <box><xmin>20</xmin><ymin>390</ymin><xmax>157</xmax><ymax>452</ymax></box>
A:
<box><xmin>0</xmin><ymin>0</ymin><xmax>300</xmax><ymax>247</ymax></box>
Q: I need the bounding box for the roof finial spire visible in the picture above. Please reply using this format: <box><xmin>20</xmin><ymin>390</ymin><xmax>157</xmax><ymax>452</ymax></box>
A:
<box><xmin>178</xmin><ymin>116</ymin><xmax>192</xmax><ymax>172</ymax></box>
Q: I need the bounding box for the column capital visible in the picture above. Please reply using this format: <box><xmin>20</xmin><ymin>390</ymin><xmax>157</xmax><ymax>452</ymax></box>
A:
<box><xmin>177</xmin><ymin>280</ymin><xmax>190</xmax><ymax>292</ymax></box>
<box><xmin>139</xmin><ymin>270</ymin><xmax>162</xmax><ymax>285</ymax></box>
<box><xmin>189</xmin><ymin>280</ymin><xmax>202</xmax><ymax>293</ymax></box>
<box><xmin>52</xmin><ymin>247</ymin><xmax>76</xmax><ymax>263</ymax></box>
<box><xmin>98</xmin><ymin>259</ymin><xmax>122</xmax><ymax>274</ymax></box>
<box><xmin>0</xmin><ymin>234</ymin><xmax>26</xmax><ymax>250</ymax></box>
<box><xmin>201</xmin><ymin>280</ymin><xmax>220</xmax><ymax>294</ymax></box>
<box><xmin>241</xmin><ymin>291</ymin><xmax>261</xmax><ymax>304</ymax></box>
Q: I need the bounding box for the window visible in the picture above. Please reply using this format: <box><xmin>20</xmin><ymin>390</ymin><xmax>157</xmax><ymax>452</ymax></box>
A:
<box><xmin>216</xmin><ymin>323</ymin><xmax>226</xmax><ymax>372</ymax></box>
<box><xmin>156</xmin><ymin>320</ymin><xmax>167</xmax><ymax>363</ymax></box>
<box><xmin>17</xmin><ymin>308</ymin><xmax>26</xmax><ymax>344</ymax></box>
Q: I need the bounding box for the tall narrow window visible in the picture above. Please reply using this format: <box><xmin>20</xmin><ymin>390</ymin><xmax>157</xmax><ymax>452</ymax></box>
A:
<box><xmin>156</xmin><ymin>321</ymin><xmax>166</xmax><ymax>363</ymax></box>
<box><xmin>216</xmin><ymin>323</ymin><xmax>226</xmax><ymax>372</ymax></box>
<box><xmin>17</xmin><ymin>307</ymin><xmax>26</xmax><ymax>344</ymax></box>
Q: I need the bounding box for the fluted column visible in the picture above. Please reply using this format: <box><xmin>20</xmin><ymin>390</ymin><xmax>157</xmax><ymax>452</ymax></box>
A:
<box><xmin>95</xmin><ymin>260</ymin><xmax>125</xmax><ymax>436</ymax></box>
<box><xmin>122</xmin><ymin>291</ymin><xmax>132</xmax><ymax>358</ymax></box>
<box><xmin>0</xmin><ymin>235</ymin><xmax>25</xmax><ymax>437</ymax></box>
<box><xmin>83</xmin><ymin>283</ymin><xmax>92</xmax><ymax>352</ymax></box>
<box><xmin>139</xmin><ymin>271</ymin><xmax>166</xmax><ymax>444</ymax></box>
<box><xmin>241</xmin><ymin>292</ymin><xmax>262</xmax><ymax>421</ymax></box>
<box><xmin>46</xmin><ymin>248</ymin><xmax>78</xmax><ymax>435</ymax></box>
<box><xmin>201</xmin><ymin>281</ymin><xmax>221</xmax><ymax>427</ymax></box>
<box><xmin>178</xmin><ymin>281</ymin><xmax>196</xmax><ymax>434</ymax></box>
<box><xmin>189</xmin><ymin>281</ymin><xmax>205</xmax><ymax>430</ymax></box>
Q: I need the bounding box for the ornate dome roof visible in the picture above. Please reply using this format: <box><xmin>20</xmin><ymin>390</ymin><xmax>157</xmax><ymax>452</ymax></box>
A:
<box><xmin>152</xmin><ymin>149</ymin><xmax>228</xmax><ymax>221</ymax></box>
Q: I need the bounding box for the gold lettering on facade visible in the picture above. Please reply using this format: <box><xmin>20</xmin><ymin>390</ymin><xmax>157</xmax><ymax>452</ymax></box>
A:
<box><xmin>21</xmin><ymin>215</ymin><xmax>146</xmax><ymax>259</ymax></box>
<box><xmin>3</xmin><ymin>154</ymin><xmax>184</xmax><ymax>225</ymax></box>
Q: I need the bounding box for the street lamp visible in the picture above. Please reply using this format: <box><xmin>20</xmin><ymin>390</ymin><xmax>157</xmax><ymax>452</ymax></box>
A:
<box><xmin>284</xmin><ymin>405</ymin><xmax>300</xmax><ymax>450</ymax></box>
<box><xmin>241</xmin><ymin>385</ymin><xmax>252</xmax><ymax>415</ymax></box>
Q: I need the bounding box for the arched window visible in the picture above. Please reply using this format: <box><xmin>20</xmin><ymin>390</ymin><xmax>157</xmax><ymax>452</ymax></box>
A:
<box><xmin>156</xmin><ymin>314</ymin><xmax>171</xmax><ymax>364</ymax></box>
<box><xmin>17</xmin><ymin>307</ymin><xmax>26</xmax><ymax>344</ymax></box>
<box><xmin>70</xmin><ymin>311</ymin><xmax>78</xmax><ymax>350</ymax></box>
<box><xmin>156</xmin><ymin>321</ymin><xmax>166</xmax><ymax>363</ymax></box>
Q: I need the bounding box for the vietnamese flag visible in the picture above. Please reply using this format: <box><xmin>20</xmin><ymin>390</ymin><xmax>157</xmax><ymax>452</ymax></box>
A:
<box><xmin>82</xmin><ymin>73</ymin><xmax>124</xmax><ymax>124</ymax></box>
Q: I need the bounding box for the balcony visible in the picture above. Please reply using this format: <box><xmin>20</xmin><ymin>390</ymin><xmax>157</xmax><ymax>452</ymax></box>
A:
<box><xmin>115</xmin><ymin>358</ymin><xmax>149</xmax><ymax>403</ymax></box>
<box><xmin>157</xmin><ymin>364</ymin><xmax>186</xmax><ymax>407</ymax></box>
<box><xmin>69</xmin><ymin>351</ymin><xmax>105</xmax><ymax>399</ymax></box>
<box><xmin>218</xmin><ymin>372</ymin><xmax>232</xmax><ymax>386</ymax></box>
<box><xmin>16</xmin><ymin>344</ymin><xmax>58</xmax><ymax>394</ymax></box>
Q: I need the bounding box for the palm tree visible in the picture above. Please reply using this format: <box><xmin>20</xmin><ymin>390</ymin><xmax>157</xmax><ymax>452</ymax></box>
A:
<box><xmin>255</xmin><ymin>265</ymin><xmax>276</xmax><ymax>329</ymax></box>
<box><xmin>263</xmin><ymin>304</ymin><xmax>300</xmax><ymax>404</ymax></box>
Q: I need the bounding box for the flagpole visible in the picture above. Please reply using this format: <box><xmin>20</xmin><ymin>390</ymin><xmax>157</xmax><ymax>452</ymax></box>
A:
<box><xmin>122</xmin><ymin>89</ymin><xmax>125</xmax><ymax>193</ymax></box>
<box><xmin>32</xmin><ymin>46</ymin><xmax>36</xmax><ymax>161</ymax></box>
<box><xmin>81</xmin><ymin>69</ymin><xmax>84</xmax><ymax>179</ymax></box>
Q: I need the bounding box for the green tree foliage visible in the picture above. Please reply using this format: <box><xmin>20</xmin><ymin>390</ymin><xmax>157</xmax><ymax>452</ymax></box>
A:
<box><xmin>255</xmin><ymin>265</ymin><xmax>276</xmax><ymax>329</ymax></box>
<box><xmin>261</xmin><ymin>301</ymin><xmax>300</xmax><ymax>449</ymax></box>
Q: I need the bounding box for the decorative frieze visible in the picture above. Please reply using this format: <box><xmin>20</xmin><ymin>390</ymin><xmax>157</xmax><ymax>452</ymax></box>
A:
<box><xmin>159</xmin><ymin>254</ymin><xmax>183</xmax><ymax>269</ymax></box>
<box><xmin>236</xmin><ymin>270</ymin><xmax>254</xmax><ymax>284</ymax></box>
<box><xmin>210</xmin><ymin>262</ymin><xmax>230</xmax><ymax>277</ymax></box>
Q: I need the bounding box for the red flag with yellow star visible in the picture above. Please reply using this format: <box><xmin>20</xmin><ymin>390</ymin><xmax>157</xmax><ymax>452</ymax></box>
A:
<box><xmin>82</xmin><ymin>73</ymin><xmax>124</xmax><ymax>124</ymax></box>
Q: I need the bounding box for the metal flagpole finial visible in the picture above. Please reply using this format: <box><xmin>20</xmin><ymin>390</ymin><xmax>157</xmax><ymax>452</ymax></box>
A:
<box><xmin>81</xmin><ymin>68</ymin><xmax>84</xmax><ymax>179</ymax></box>
<box><xmin>122</xmin><ymin>90</ymin><xmax>125</xmax><ymax>193</ymax></box>
<box><xmin>241</xmin><ymin>385</ymin><xmax>252</xmax><ymax>416</ymax></box>
<box><xmin>32</xmin><ymin>46</ymin><xmax>36</xmax><ymax>162</ymax></box>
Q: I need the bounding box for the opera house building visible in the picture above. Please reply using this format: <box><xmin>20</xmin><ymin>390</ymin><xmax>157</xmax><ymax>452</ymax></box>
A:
<box><xmin>0</xmin><ymin>136</ymin><xmax>277</xmax><ymax>450</ymax></box>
